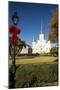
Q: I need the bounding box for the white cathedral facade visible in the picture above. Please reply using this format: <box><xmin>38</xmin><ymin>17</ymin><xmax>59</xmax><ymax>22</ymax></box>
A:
<box><xmin>32</xmin><ymin>24</ymin><xmax>51</xmax><ymax>54</ymax></box>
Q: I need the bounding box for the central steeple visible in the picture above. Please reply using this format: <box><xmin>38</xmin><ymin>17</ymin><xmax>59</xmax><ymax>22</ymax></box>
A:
<box><xmin>39</xmin><ymin>22</ymin><xmax>44</xmax><ymax>40</ymax></box>
<box><xmin>41</xmin><ymin>23</ymin><xmax>43</xmax><ymax>34</ymax></box>
<box><xmin>33</xmin><ymin>35</ymin><xmax>35</xmax><ymax>42</ymax></box>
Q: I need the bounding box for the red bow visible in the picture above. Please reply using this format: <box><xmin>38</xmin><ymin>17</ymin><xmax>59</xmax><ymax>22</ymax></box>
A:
<box><xmin>9</xmin><ymin>25</ymin><xmax>21</xmax><ymax>45</ymax></box>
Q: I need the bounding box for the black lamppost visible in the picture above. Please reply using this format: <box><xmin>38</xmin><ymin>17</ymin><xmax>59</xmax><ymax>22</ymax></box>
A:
<box><xmin>12</xmin><ymin>12</ymin><xmax>19</xmax><ymax>25</ymax></box>
<box><xmin>9</xmin><ymin>12</ymin><xmax>19</xmax><ymax>88</ymax></box>
<box><xmin>12</xmin><ymin>12</ymin><xmax>19</xmax><ymax>73</ymax></box>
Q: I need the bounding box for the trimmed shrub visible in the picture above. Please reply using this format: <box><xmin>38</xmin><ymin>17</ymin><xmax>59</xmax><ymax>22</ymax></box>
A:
<box><xmin>15</xmin><ymin>63</ymin><xmax>58</xmax><ymax>88</ymax></box>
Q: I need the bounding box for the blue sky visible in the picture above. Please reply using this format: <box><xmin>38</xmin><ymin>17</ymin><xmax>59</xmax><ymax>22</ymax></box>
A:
<box><xmin>9</xmin><ymin>2</ymin><xmax>58</xmax><ymax>46</ymax></box>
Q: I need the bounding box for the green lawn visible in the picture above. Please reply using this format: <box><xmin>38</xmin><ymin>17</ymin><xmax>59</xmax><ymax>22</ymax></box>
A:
<box><xmin>9</xmin><ymin>56</ymin><xmax>57</xmax><ymax>65</ymax></box>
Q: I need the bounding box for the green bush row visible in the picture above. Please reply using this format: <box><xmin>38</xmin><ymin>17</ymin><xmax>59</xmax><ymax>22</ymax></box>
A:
<box><xmin>15</xmin><ymin>63</ymin><xmax>58</xmax><ymax>88</ymax></box>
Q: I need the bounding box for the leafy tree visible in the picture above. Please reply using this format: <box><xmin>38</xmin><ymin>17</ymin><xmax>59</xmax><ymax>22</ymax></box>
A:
<box><xmin>50</xmin><ymin>47</ymin><xmax>58</xmax><ymax>56</ymax></box>
<box><xmin>49</xmin><ymin>10</ymin><xmax>58</xmax><ymax>43</ymax></box>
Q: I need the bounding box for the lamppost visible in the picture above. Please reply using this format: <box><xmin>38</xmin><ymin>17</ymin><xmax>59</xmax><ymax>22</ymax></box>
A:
<box><xmin>9</xmin><ymin>12</ymin><xmax>20</xmax><ymax>88</ymax></box>
<box><xmin>11</xmin><ymin>12</ymin><xmax>19</xmax><ymax>74</ymax></box>
<box><xmin>12</xmin><ymin>12</ymin><xmax>19</xmax><ymax>25</ymax></box>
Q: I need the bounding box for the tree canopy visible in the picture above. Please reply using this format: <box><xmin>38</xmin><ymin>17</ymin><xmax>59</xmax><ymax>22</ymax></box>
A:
<box><xmin>49</xmin><ymin>10</ymin><xmax>58</xmax><ymax>43</ymax></box>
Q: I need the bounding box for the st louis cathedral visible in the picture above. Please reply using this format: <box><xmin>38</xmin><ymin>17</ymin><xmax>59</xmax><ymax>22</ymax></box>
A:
<box><xmin>32</xmin><ymin>24</ymin><xmax>51</xmax><ymax>54</ymax></box>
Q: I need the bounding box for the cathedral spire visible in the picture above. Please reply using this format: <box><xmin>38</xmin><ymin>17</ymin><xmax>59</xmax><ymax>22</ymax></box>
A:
<box><xmin>33</xmin><ymin>35</ymin><xmax>35</xmax><ymax>42</ymax></box>
<box><xmin>41</xmin><ymin>23</ymin><xmax>43</xmax><ymax>34</ymax></box>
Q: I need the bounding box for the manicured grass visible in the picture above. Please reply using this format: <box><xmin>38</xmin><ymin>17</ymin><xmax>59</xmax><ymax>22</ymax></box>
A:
<box><xmin>9</xmin><ymin>56</ymin><xmax>57</xmax><ymax>65</ymax></box>
<box><xmin>15</xmin><ymin>62</ymin><xmax>58</xmax><ymax>88</ymax></box>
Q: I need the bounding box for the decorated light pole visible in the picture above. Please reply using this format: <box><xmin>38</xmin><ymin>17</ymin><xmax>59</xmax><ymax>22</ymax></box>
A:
<box><xmin>9</xmin><ymin>12</ymin><xmax>21</xmax><ymax>88</ymax></box>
